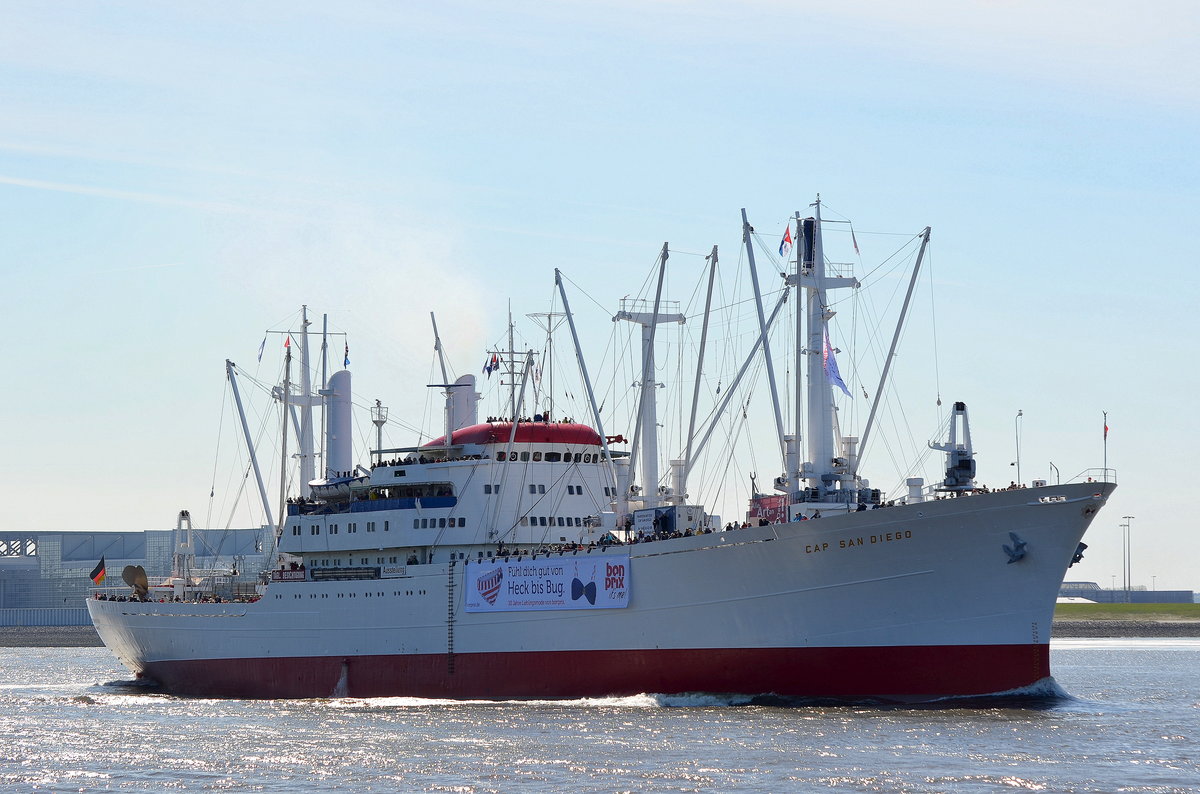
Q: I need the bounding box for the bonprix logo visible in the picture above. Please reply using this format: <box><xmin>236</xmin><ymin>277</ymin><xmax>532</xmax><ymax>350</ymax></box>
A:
<box><xmin>477</xmin><ymin>568</ymin><xmax>503</xmax><ymax>605</ymax></box>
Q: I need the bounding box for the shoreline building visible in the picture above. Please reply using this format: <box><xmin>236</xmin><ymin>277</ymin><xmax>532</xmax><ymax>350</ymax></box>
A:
<box><xmin>1059</xmin><ymin>581</ymin><xmax>1195</xmax><ymax>605</ymax></box>
<box><xmin>0</xmin><ymin>528</ymin><xmax>272</xmax><ymax>626</ymax></box>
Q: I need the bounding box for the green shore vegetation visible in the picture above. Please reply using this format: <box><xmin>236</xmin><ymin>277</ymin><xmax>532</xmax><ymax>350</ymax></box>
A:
<box><xmin>1055</xmin><ymin>602</ymin><xmax>1200</xmax><ymax>621</ymax></box>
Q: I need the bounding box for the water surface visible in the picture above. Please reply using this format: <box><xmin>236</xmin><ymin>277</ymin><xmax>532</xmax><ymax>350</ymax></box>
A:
<box><xmin>1</xmin><ymin>639</ymin><xmax>1197</xmax><ymax>792</ymax></box>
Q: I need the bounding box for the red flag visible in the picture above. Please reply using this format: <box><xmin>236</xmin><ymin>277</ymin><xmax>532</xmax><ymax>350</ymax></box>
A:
<box><xmin>284</xmin><ymin>336</ymin><xmax>291</xmax><ymax>349</ymax></box>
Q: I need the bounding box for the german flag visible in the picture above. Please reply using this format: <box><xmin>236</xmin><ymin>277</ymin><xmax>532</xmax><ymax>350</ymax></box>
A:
<box><xmin>89</xmin><ymin>557</ymin><xmax>106</xmax><ymax>586</ymax></box>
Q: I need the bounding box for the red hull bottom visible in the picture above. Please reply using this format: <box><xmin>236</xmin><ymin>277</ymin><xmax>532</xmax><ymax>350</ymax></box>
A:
<box><xmin>139</xmin><ymin>644</ymin><xmax>1051</xmax><ymax>701</ymax></box>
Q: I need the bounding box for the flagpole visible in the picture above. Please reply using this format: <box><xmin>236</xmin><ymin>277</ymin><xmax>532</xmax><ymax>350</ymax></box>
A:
<box><xmin>1103</xmin><ymin>410</ymin><xmax>1108</xmax><ymax>479</ymax></box>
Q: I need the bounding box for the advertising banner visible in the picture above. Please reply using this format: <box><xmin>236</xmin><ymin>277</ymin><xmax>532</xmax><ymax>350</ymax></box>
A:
<box><xmin>464</xmin><ymin>553</ymin><xmax>630</xmax><ymax>612</ymax></box>
<box><xmin>749</xmin><ymin>494</ymin><xmax>787</xmax><ymax>523</ymax></box>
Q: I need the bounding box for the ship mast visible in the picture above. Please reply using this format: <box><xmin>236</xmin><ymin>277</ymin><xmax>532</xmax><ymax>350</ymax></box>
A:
<box><xmin>297</xmin><ymin>306</ymin><xmax>314</xmax><ymax>498</ymax></box>
<box><xmin>527</xmin><ymin>311</ymin><xmax>566</xmax><ymax>419</ymax></box>
<box><xmin>226</xmin><ymin>360</ymin><xmax>275</xmax><ymax>527</ymax></box>
<box><xmin>278</xmin><ymin>336</ymin><xmax>291</xmax><ymax>535</ymax></box>
<box><xmin>171</xmin><ymin>509</ymin><xmax>195</xmax><ymax>599</ymax></box>
<box><xmin>319</xmin><ymin>314</ymin><xmax>329</xmax><ymax>479</ymax></box>
<box><xmin>805</xmin><ymin>200</ymin><xmax>832</xmax><ymax>490</ymax></box>
<box><xmin>507</xmin><ymin>303</ymin><xmax>517</xmax><ymax>420</ymax></box>
<box><xmin>741</xmin><ymin>209</ymin><xmax>787</xmax><ymax>466</ymax></box>
<box><xmin>796</xmin><ymin>198</ymin><xmax>858</xmax><ymax>504</ymax></box>
<box><xmin>615</xmin><ymin>243</ymin><xmax>684</xmax><ymax>510</ymax></box>
<box><xmin>680</xmin><ymin>245</ymin><xmax>719</xmax><ymax>504</ymax></box>
<box><xmin>555</xmin><ymin>269</ymin><xmax>620</xmax><ymax>504</ymax></box>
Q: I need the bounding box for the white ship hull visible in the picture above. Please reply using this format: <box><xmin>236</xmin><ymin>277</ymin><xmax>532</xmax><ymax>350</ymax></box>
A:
<box><xmin>88</xmin><ymin>482</ymin><xmax>1110</xmax><ymax>701</ymax></box>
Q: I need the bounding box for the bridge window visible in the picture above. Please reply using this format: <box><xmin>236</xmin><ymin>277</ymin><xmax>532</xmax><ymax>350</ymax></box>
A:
<box><xmin>497</xmin><ymin>451</ymin><xmax>507</xmax><ymax>461</ymax></box>
<box><xmin>520</xmin><ymin>451</ymin><xmax>530</xmax><ymax>462</ymax></box>
<box><xmin>533</xmin><ymin>451</ymin><xmax>542</xmax><ymax>461</ymax></box>
<box><xmin>545</xmin><ymin>452</ymin><xmax>561</xmax><ymax>463</ymax></box>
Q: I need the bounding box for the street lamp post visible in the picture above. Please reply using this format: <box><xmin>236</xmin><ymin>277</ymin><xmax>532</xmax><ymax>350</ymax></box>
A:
<box><xmin>1014</xmin><ymin>410</ymin><xmax>1023</xmax><ymax>485</ymax></box>
<box><xmin>1121</xmin><ymin>515</ymin><xmax>1135</xmax><ymax>603</ymax></box>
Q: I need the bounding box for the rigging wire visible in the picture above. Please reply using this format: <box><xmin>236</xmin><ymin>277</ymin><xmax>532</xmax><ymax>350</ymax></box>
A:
<box><xmin>205</xmin><ymin>378</ymin><xmax>232</xmax><ymax>533</ymax></box>
<box><xmin>926</xmin><ymin>247</ymin><xmax>943</xmax><ymax>409</ymax></box>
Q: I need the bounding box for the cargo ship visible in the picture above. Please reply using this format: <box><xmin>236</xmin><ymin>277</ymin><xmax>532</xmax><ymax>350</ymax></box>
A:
<box><xmin>88</xmin><ymin>200</ymin><xmax>1112</xmax><ymax>700</ymax></box>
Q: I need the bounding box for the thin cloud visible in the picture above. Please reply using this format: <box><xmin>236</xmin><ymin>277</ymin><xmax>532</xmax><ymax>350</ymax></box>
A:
<box><xmin>0</xmin><ymin>174</ymin><xmax>270</xmax><ymax>217</ymax></box>
<box><xmin>0</xmin><ymin>139</ymin><xmax>264</xmax><ymax>181</ymax></box>
<box><xmin>91</xmin><ymin>262</ymin><xmax>183</xmax><ymax>275</ymax></box>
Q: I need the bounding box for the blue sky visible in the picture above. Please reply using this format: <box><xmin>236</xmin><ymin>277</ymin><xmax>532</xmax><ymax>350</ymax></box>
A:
<box><xmin>2</xmin><ymin>0</ymin><xmax>1197</xmax><ymax>591</ymax></box>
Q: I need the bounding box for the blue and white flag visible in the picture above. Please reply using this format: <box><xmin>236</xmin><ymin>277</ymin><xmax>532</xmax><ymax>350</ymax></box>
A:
<box><xmin>823</xmin><ymin>330</ymin><xmax>852</xmax><ymax>397</ymax></box>
<box><xmin>256</xmin><ymin>335</ymin><xmax>267</xmax><ymax>362</ymax></box>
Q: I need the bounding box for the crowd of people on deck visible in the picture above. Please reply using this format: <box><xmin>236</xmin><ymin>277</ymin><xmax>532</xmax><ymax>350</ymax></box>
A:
<box><xmin>485</xmin><ymin>415</ymin><xmax>576</xmax><ymax>424</ymax></box>
<box><xmin>371</xmin><ymin>454</ymin><xmax>485</xmax><ymax>469</ymax></box>
<box><xmin>92</xmin><ymin>592</ymin><xmax>260</xmax><ymax>604</ymax></box>
<box><xmin>493</xmin><ymin>538</ymin><xmax>621</xmax><ymax>558</ymax></box>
